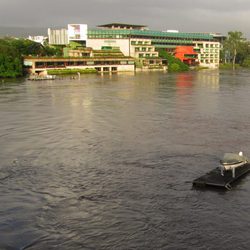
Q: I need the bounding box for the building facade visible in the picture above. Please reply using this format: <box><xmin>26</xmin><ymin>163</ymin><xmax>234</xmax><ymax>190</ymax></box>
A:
<box><xmin>174</xmin><ymin>46</ymin><xmax>198</xmax><ymax>66</ymax></box>
<box><xmin>24</xmin><ymin>57</ymin><xmax>135</xmax><ymax>74</ymax></box>
<box><xmin>193</xmin><ymin>41</ymin><xmax>220</xmax><ymax>67</ymax></box>
<box><xmin>87</xmin><ymin>23</ymin><xmax>222</xmax><ymax>68</ymax></box>
<box><xmin>47</xmin><ymin>22</ymin><xmax>223</xmax><ymax>69</ymax></box>
<box><xmin>48</xmin><ymin>24</ymin><xmax>88</xmax><ymax>46</ymax></box>
<box><xmin>48</xmin><ymin>28</ymin><xmax>69</xmax><ymax>45</ymax></box>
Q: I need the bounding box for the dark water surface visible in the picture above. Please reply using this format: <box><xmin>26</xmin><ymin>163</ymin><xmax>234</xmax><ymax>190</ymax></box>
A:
<box><xmin>1</xmin><ymin>70</ymin><xmax>250</xmax><ymax>249</ymax></box>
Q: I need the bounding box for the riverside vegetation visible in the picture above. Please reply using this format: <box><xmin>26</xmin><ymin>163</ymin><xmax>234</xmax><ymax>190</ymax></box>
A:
<box><xmin>1</xmin><ymin>30</ymin><xmax>250</xmax><ymax>78</ymax></box>
<box><xmin>0</xmin><ymin>37</ymin><xmax>62</xmax><ymax>78</ymax></box>
<box><xmin>47</xmin><ymin>68</ymin><xmax>97</xmax><ymax>75</ymax></box>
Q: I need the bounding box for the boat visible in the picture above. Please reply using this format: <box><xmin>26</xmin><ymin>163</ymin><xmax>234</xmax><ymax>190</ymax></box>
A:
<box><xmin>220</xmin><ymin>152</ymin><xmax>248</xmax><ymax>178</ymax></box>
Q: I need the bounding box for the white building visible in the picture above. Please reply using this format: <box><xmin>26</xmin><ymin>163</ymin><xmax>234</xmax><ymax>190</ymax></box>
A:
<box><xmin>28</xmin><ymin>36</ymin><xmax>47</xmax><ymax>45</ymax></box>
<box><xmin>194</xmin><ymin>41</ymin><xmax>220</xmax><ymax>68</ymax></box>
<box><xmin>68</xmin><ymin>24</ymin><xmax>87</xmax><ymax>41</ymax></box>
<box><xmin>48</xmin><ymin>24</ymin><xmax>88</xmax><ymax>46</ymax></box>
<box><xmin>48</xmin><ymin>28</ymin><xmax>69</xmax><ymax>45</ymax></box>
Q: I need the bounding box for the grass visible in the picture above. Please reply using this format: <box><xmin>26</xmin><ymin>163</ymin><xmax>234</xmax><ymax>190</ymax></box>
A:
<box><xmin>47</xmin><ymin>68</ymin><xmax>97</xmax><ymax>75</ymax></box>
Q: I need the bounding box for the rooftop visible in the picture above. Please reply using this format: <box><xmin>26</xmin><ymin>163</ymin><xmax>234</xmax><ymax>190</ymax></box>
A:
<box><xmin>88</xmin><ymin>28</ymin><xmax>214</xmax><ymax>40</ymax></box>
<box><xmin>97</xmin><ymin>23</ymin><xmax>148</xmax><ymax>30</ymax></box>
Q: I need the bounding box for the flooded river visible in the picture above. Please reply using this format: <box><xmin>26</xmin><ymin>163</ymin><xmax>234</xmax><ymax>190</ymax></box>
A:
<box><xmin>0</xmin><ymin>70</ymin><xmax>250</xmax><ymax>249</ymax></box>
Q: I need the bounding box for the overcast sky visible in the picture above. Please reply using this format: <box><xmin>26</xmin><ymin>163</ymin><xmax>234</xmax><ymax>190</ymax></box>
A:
<box><xmin>1</xmin><ymin>0</ymin><xmax>250</xmax><ymax>37</ymax></box>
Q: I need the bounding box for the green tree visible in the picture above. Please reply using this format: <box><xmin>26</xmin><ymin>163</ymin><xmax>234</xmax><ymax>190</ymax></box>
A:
<box><xmin>0</xmin><ymin>42</ymin><xmax>22</xmax><ymax>77</ymax></box>
<box><xmin>223</xmin><ymin>31</ymin><xmax>247</xmax><ymax>69</ymax></box>
<box><xmin>0</xmin><ymin>37</ymin><xmax>63</xmax><ymax>78</ymax></box>
<box><xmin>158</xmin><ymin>49</ymin><xmax>189</xmax><ymax>72</ymax></box>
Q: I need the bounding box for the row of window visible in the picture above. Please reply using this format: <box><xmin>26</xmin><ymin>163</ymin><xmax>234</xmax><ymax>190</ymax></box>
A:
<box><xmin>196</xmin><ymin>43</ymin><xmax>220</xmax><ymax>48</ymax></box>
<box><xmin>201</xmin><ymin>54</ymin><xmax>219</xmax><ymax>58</ymax></box>
<box><xmin>131</xmin><ymin>41</ymin><xmax>151</xmax><ymax>45</ymax></box>
<box><xmin>95</xmin><ymin>67</ymin><xmax>118</xmax><ymax>72</ymax></box>
<box><xmin>34</xmin><ymin>60</ymin><xmax>134</xmax><ymax>68</ymax></box>
<box><xmin>88</xmin><ymin>34</ymin><xmax>214</xmax><ymax>43</ymax></box>
<box><xmin>134</xmin><ymin>47</ymin><xmax>154</xmax><ymax>52</ymax></box>
<box><xmin>138</xmin><ymin>53</ymin><xmax>158</xmax><ymax>58</ymax></box>
<box><xmin>200</xmin><ymin>59</ymin><xmax>219</xmax><ymax>63</ymax></box>
<box><xmin>201</xmin><ymin>50</ymin><xmax>219</xmax><ymax>53</ymax></box>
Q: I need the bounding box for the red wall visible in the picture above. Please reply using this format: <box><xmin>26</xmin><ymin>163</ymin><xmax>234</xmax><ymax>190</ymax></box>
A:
<box><xmin>174</xmin><ymin>46</ymin><xmax>197</xmax><ymax>65</ymax></box>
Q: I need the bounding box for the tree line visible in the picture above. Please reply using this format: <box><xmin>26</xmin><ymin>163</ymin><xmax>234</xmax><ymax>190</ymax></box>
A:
<box><xmin>0</xmin><ymin>37</ymin><xmax>62</xmax><ymax>78</ymax></box>
<box><xmin>221</xmin><ymin>31</ymin><xmax>250</xmax><ymax>70</ymax></box>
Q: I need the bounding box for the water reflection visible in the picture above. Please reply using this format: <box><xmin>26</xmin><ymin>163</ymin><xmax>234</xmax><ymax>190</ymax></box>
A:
<box><xmin>195</xmin><ymin>69</ymin><xmax>220</xmax><ymax>90</ymax></box>
<box><xmin>175</xmin><ymin>72</ymin><xmax>194</xmax><ymax>97</ymax></box>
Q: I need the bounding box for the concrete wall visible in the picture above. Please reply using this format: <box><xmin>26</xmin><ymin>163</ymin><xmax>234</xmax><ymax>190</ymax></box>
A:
<box><xmin>48</xmin><ymin>28</ymin><xmax>69</xmax><ymax>45</ymax></box>
<box><xmin>194</xmin><ymin>41</ymin><xmax>220</xmax><ymax>68</ymax></box>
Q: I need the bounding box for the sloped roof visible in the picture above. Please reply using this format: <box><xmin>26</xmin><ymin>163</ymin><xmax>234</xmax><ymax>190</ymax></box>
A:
<box><xmin>97</xmin><ymin>23</ymin><xmax>147</xmax><ymax>29</ymax></box>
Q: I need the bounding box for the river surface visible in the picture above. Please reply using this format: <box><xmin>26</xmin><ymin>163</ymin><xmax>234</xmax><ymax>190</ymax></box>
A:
<box><xmin>0</xmin><ymin>70</ymin><xmax>250</xmax><ymax>250</ymax></box>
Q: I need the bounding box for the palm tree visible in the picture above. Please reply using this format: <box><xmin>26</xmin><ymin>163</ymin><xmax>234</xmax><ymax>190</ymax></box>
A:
<box><xmin>224</xmin><ymin>31</ymin><xmax>246</xmax><ymax>70</ymax></box>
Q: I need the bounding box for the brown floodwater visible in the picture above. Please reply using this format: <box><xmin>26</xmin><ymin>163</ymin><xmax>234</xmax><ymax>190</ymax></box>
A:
<box><xmin>0</xmin><ymin>70</ymin><xmax>250</xmax><ymax>249</ymax></box>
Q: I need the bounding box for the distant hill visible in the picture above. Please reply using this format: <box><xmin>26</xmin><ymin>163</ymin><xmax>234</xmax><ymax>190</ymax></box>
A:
<box><xmin>0</xmin><ymin>26</ymin><xmax>48</xmax><ymax>38</ymax></box>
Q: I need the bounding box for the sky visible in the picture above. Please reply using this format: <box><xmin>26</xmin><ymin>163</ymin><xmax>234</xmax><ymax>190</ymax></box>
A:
<box><xmin>1</xmin><ymin>0</ymin><xmax>250</xmax><ymax>37</ymax></box>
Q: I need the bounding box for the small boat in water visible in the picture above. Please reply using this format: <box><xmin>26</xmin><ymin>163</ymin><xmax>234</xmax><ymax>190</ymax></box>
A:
<box><xmin>220</xmin><ymin>152</ymin><xmax>248</xmax><ymax>178</ymax></box>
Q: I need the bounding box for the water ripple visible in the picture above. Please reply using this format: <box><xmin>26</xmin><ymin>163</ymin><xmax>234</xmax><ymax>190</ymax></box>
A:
<box><xmin>1</xmin><ymin>71</ymin><xmax>250</xmax><ymax>249</ymax></box>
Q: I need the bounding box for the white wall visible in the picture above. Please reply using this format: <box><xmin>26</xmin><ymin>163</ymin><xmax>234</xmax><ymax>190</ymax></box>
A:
<box><xmin>68</xmin><ymin>24</ymin><xmax>88</xmax><ymax>41</ymax></box>
<box><xmin>194</xmin><ymin>41</ymin><xmax>220</xmax><ymax>68</ymax></box>
<box><xmin>87</xmin><ymin>39</ymin><xmax>131</xmax><ymax>56</ymax></box>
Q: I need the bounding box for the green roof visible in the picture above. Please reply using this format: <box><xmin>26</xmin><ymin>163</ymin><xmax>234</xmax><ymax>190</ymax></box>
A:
<box><xmin>88</xmin><ymin>29</ymin><xmax>213</xmax><ymax>40</ymax></box>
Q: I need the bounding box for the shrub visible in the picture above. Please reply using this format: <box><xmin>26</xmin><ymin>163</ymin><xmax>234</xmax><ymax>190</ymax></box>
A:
<box><xmin>168</xmin><ymin>63</ymin><xmax>181</xmax><ymax>72</ymax></box>
<box><xmin>219</xmin><ymin>63</ymin><xmax>241</xmax><ymax>69</ymax></box>
<box><xmin>242</xmin><ymin>57</ymin><xmax>250</xmax><ymax>67</ymax></box>
<box><xmin>47</xmin><ymin>68</ymin><xmax>97</xmax><ymax>75</ymax></box>
<box><xmin>158</xmin><ymin>49</ymin><xmax>189</xmax><ymax>72</ymax></box>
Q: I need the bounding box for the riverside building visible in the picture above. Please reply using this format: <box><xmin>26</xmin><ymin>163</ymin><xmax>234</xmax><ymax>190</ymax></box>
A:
<box><xmin>24</xmin><ymin>47</ymin><xmax>135</xmax><ymax>74</ymax></box>
<box><xmin>87</xmin><ymin>23</ymin><xmax>222</xmax><ymax>68</ymax></box>
<box><xmin>26</xmin><ymin>23</ymin><xmax>135</xmax><ymax>74</ymax></box>
<box><xmin>46</xmin><ymin>22</ymin><xmax>224</xmax><ymax>70</ymax></box>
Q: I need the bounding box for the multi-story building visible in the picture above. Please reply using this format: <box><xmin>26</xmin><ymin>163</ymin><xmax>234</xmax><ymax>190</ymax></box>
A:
<box><xmin>24</xmin><ymin>47</ymin><xmax>135</xmax><ymax>74</ymax></box>
<box><xmin>67</xmin><ymin>24</ymin><xmax>87</xmax><ymax>47</ymax></box>
<box><xmin>193</xmin><ymin>41</ymin><xmax>221</xmax><ymax>68</ymax></box>
<box><xmin>48</xmin><ymin>24</ymin><xmax>88</xmax><ymax>46</ymax></box>
<box><xmin>87</xmin><ymin>23</ymin><xmax>222</xmax><ymax>68</ymax></box>
<box><xmin>87</xmin><ymin>24</ymin><xmax>168</xmax><ymax>69</ymax></box>
<box><xmin>47</xmin><ymin>22</ymin><xmax>224</xmax><ymax>69</ymax></box>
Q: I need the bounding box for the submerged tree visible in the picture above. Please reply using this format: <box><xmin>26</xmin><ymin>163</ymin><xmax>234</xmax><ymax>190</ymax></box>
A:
<box><xmin>223</xmin><ymin>31</ymin><xmax>247</xmax><ymax>70</ymax></box>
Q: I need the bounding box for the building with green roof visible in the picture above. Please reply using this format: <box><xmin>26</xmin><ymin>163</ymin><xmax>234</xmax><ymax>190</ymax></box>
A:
<box><xmin>87</xmin><ymin>23</ymin><xmax>222</xmax><ymax>68</ymax></box>
<box><xmin>47</xmin><ymin>23</ymin><xmax>223</xmax><ymax>69</ymax></box>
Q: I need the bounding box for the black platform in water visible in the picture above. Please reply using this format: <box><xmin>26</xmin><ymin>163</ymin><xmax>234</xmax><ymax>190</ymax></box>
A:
<box><xmin>193</xmin><ymin>163</ymin><xmax>250</xmax><ymax>190</ymax></box>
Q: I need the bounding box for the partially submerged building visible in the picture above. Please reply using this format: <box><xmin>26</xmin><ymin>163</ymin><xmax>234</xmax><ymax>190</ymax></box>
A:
<box><xmin>87</xmin><ymin>23</ymin><xmax>222</xmax><ymax>68</ymax></box>
<box><xmin>24</xmin><ymin>49</ymin><xmax>135</xmax><ymax>75</ymax></box>
<box><xmin>31</xmin><ymin>22</ymin><xmax>224</xmax><ymax>74</ymax></box>
<box><xmin>87</xmin><ymin>23</ymin><xmax>166</xmax><ymax>70</ymax></box>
